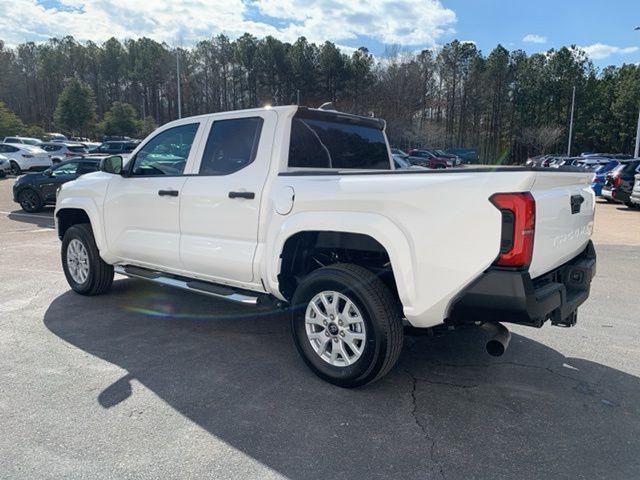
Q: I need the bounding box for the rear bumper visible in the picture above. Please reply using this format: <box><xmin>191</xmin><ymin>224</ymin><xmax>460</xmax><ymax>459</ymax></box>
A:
<box><xmin>448</xmin><ymin>241</ymin><xmax>596</xmax><ymax>328</ymax></box>
<box><xmin>591</xmin><ymin>183</ymin><xmax>603</xmax><ymax>196</ymax></box>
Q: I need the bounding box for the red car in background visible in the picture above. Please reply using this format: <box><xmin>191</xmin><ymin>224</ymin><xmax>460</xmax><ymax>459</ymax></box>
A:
<box><xmin>407</xmin><ymin>149</ymin><xmax>449</xmax><ymax>169</ymax></box>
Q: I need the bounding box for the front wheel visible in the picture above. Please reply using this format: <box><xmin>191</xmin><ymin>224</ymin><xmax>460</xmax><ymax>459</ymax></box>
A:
<box><xmin>290</xmin><ymin>263</ymin><xmax>403</xmax><ymax>388</ymax></box>
<box><xmin>62</xmin><ymin>223</ymin><xmax>114</xmax><ymax>295</ymax></box>
<box><xmin>18</xmin><ymin>188</ymin><xmax>43</xmax><ymax>213</ymax></box>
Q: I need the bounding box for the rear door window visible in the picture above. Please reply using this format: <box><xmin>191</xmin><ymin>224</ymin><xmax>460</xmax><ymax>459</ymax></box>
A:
<box><xmin>199</xmin><ymin>117</ymin><xmax>263</xmax><ymax>175</ymax></box>
<box><xmin>288</xmin><ymin>113</ymin><xmax>390</xmax><ymax>169</ymax></box>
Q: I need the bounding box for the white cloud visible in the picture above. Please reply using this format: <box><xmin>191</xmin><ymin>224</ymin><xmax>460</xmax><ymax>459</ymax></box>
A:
<box><xmin>0</xmin><ymin>0</ymin><xmax>457</xmax><ymax>50</ymax></box>
<box><xmin>580</xmin><ymin>43</ymin><xmax>639</xmax><ymax>60</ymax></box>
<box><xmin>522</xmin><ymin>34</ymin><xmax>547</xmax><ymax>44</ymax></box>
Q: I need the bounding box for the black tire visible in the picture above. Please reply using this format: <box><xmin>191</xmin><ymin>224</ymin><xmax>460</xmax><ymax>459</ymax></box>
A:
<box><xmin>17</xmin><ymin>188</ymin><xmax>44</xmax><ymax>213</ymax></box>
<box><xmin>10</xmin><ymin>161</ymin><xmax>21</xmax><ymax>176</ymax></box>
<box><xmin>61</xmin><ymin>223</ymin><xmax>114</xmax><ymax>295</ymax></box>
<box><xmin>290</xmin><ymin>263</ymin><xmax>403</xmax><ymax>388</ymax></box>
<box><xmin>624</xmin><ymin>202</ymin><xmax>639</xmax><ymax>209</ymax></box>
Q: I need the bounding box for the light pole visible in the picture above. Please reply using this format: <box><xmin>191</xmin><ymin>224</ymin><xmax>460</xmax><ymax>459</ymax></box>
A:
<box><xmin>567</xmin><ymin>85</ymin><xmax>576</xmax><ymax>156</ymax></box>
<box><xmin>176</xmin><ymin>47</ymin><xmax>182</xmax><ymax>119</ymax></box>
<box><xmin>634</xmin><ymin>27</ymin><xmax>639</xmax><ymax>157</ymax></box>
<box><xmin>634</xmin><ymin>107</ymin><xmax>640</xmax><ymax>158</ymax></box>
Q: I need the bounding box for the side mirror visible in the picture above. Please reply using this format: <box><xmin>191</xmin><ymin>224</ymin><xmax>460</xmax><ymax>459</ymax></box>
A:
<box><xmin>101</xmin><ymin>155</ymin><xmax>123</xmax><ymax>175</ymax></box>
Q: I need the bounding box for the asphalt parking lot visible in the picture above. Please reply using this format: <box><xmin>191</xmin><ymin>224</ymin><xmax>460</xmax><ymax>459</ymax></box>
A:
<box><xmin>1</xmin><ymin>174</ymin><xmax>639</xmax><ymax>480</ymax></box>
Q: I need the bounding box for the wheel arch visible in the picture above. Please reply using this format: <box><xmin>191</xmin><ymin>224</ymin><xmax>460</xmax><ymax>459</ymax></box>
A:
<box><xmin>265</xmin><ymin>212</ymin><xmax>416</xmax><ymax>309</ymax></box>
<box><xmin>55</xmin><ymin>199</ymin><xmax>106</xmax><ymax>254</ymax></box>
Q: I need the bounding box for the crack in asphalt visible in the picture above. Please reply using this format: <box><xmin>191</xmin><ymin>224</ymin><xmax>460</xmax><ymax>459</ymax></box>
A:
<box><xmin>403</xmin><ymin>360</ymin><xmax>601</xmax><ymax>478</ymax></box>
<box><xmin>426</xmin><ymin>360</ymin><xmax>598</xmax><ymax>388</ymax></box>
<box><xmin>405</xmin><ymin>369</ymin><xmax>447</xmax><ymax>480</ymax></box>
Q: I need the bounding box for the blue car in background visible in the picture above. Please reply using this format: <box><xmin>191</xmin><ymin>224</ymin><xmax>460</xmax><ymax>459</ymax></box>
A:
<box><xmin>591</xmin><ymin>160</ymin><xmax>620</xmax><ymax>196</ymax></box>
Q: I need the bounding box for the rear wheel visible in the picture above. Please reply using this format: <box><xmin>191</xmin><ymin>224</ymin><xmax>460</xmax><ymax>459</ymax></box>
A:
<box><xmin>10</xmin><ymin>161</ymin><xmax>21</xmax><ymax>176</ymax></box>
<box><xmin>290</xmin><ymin>263</ymin><xmax>403</xmax><ymax>388</ymax></box>
<box><xmin>18</xmin><ymin>188</ymin><xmax>43</xmax><ymax>213</ymax></box>
<box><xmin>62</xmin><ymin>224</ymin><xmax>114</xmax><ymax>295</ymax></box>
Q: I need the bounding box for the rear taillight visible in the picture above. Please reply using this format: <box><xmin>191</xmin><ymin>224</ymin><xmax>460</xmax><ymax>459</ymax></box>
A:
<box><xmin>64</xmin><ymin>152</ymin><xmax>75</xmax><ymax>157</ymax></box>
<box><xmin>613</xmin><ymin>175</ymin><xmax>622</xmax><ymax>187</ymax></box>
<box><xmin>490</xmin><ymin>192</ymin><xmax>536</xmax><ymax>268</ymax></box>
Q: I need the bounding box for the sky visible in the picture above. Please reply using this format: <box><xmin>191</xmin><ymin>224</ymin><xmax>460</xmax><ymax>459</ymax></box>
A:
<box><xmin>0</xmin><ymin>0</ymin><xmax>638</xmax><ymax>68</ymax></box>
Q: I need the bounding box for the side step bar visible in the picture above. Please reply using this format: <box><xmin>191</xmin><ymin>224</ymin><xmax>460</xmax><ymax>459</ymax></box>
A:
<box><xmin>114</xmin><ymin>265</ymin><xmax>261</xmax><ymax>305</ymax></box>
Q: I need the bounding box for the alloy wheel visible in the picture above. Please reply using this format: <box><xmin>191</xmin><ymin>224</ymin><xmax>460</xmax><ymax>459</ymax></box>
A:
<box><xmin>305</xmin><ymin>291</ymin><xmax>367</xmax><ymax>367</ymax></box>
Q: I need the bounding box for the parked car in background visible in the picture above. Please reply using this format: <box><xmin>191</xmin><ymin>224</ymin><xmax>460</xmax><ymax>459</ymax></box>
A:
<box><xmin>601</xmin><ymin>160</ymin><xmax>640</xmax><ymax>206</ymax></box>
<box><xmin>46</xmin><ymin>133</ymin><xmax>68</xmax><ymax>142</ymax></box>
<box><xmin>432</xmin><ymin>149</ymin><xmax>461</xmax><ymax>166</ymax></box>
<box><xmin>551</xmin><ymin>157</ymin><xmax>583</xmax><ymax>168</ymax></box>
<box><xmin>391</xmin><ymin>148</ymin><xmax>409</xmax><ymax>158</ymax></box>
<box><xmin>392</xmin><ymin>154</ymin><xmax>425</xmax><ymax>170</ymax></box>
<box><xmin>2</xmin><ymin>136</ymin><xmax>43</xmax><ymax>146</ymax></box>
<box><xmin>0</xmin><ymin>143</ymin><xmax>50</xmax><ymax>175</ymax></box>
<box><xmin>41</xmin><ymin>142</ymin><xmax>89</xmax><ymax>164</ymax></box>
<box><xmin>407</xmin><ymin>149</ymin><xmax>448</xmax><ymax>169</ymax></box>
<box><xmin>80</xmin><ymin>142</ymin><xmax>101</xmax><ymax>152</ymax></box>
<box><xmin>526</xmin><ymin>155</ymin><xmax>546</xmax><ymax>166</ymax></box>
<box><xmin>629</xmin><ymin>172</ymin><xmax>640</xmax><ymax>208</ymax></box>
<box><xmin>0</xmin><ymin>154</ymin><xmax>10</xmax><ymax>177</ymax></box>
<box><xmin>591</xmin><ymin>160</ymin><xmax>620</xmax><ymax>196</ymax></box>
<box><xmin>445</xmin><ymin>148</ymin><xmax>479</xmax><ymax>163</ymax></box>
<box><xmin>576</xmin><ymin>157</ymin><xmax>612</xmax><ymax>169</ymax></box>
<box><xmin>94</xmin><ymin>140</ymin><xmax>140</xmax><ymax>155</ymax></box>
<box><xmin>12</xmin><ymin>157</ymin><xmax>103</xmax><ymax>212</ymax></box>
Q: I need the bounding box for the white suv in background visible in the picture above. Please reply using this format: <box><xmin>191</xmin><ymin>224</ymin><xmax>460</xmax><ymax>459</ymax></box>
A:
<box><xmin>0</xmin><ymin>154</ymin><xmax>10</xmax><ymax>177</ymax></box>
<box><xmin>41</xmin><ymin>142</ymin><xmax>89</xmax><ymax>164</ymax></box>
<box><xmin>0</xmin><ymin>143</ymin><xmax>51</xmax><ymax>175</ymax></box>
<box><xmin>2</xmin><ymin>136</ymin><xmax>43</xmax><ymax>146</ymax></box>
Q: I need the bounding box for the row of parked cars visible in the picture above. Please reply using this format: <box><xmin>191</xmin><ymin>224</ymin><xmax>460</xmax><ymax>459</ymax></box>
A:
<box><xmin>390</xmin><ymin>147</ymin><xmax>479</xmax><ymax>169</ymax></box>
<box><xmin>527</xmin><ymin>153</ymin><xmax>640</xmax><ymax>209</ymax></box>
<box><xmin>0</xmin><ymin>135</ymin><xmax>140</xmax><ymax>176</ymax></box>
<box><xmin>1</xmin><ymin>135</ymin><xmax>141</xmax><ymax>213</ymax></box>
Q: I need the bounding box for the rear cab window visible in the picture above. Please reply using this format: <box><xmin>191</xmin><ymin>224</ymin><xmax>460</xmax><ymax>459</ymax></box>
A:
<box><xmin>288</xmin><ymin>109</ymin><xmax>391</xmax><ymax>170</ymax></box>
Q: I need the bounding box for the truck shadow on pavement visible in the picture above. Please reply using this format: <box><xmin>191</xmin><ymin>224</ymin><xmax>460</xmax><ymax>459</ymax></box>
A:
<box><xmin>7</xmin><ymin>208</ymin><xmax>55</xmax><ymax>229</ymax></box>
<box><xmin>44</xmin><ymin>279</ymin><xmax>640</xmax><ymax>480</ymax></box>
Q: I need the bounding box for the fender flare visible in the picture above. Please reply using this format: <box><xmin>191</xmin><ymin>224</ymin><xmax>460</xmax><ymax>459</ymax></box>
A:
<box><xmin>263</xmin><ymin>211</ymin><xmax>416</xmax><ymax>306</ymax></box>
<box><xmin>55</xmin><ymin>197</ymin><xmax>106</xmax><ymax>252</ymax></box>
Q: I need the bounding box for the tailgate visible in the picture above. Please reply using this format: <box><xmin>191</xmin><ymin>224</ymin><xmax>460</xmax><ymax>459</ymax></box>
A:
<box><xmin>528</xmin><ymin>171</ymin><xmax>595</xmax><ymax>278</ymax></box>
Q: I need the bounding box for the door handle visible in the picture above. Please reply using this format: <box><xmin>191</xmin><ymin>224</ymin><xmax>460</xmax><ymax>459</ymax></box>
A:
<box><xmin>158</xmin><ymin>189</ymin><xmax>179</xmax><ymax>197</ymax></box>
<box><xmin>228</xmin><ymin>191</ymin><xmax>255</xmax><ymax>199</ymax></box>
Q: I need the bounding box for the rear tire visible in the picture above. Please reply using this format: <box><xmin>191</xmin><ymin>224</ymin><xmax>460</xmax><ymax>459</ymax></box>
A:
<box><xmin>290</xmin><ymin>263</ymin><xmax>403</xmax><ymax>388</ymax></box>
<box><xmin>62</xmin><ymin>224</ymin><xmax>114</xmax><ymax>295</ymax></box>
<box><xmin>10</xmin><ymin>161</ymin><xmax>21</xmax><ymax>176</ymax></box>
<box><xmin>18</xmin><ymin>188</ymin><xmax>43</xmax><ymax>213</ymax></box>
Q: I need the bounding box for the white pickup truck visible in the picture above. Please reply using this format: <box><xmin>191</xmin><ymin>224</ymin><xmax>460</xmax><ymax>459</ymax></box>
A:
<box><xmin>55</xmin><ymin>105</ymin><xmax>596</xmax><ymax>387</ymax></box>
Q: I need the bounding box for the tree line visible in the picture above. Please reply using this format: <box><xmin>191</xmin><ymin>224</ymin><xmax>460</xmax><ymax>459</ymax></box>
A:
<box><xmin>0</xmin><ymin>34</ymin><xmax>639</xmax><ymax>162</ymax></box>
